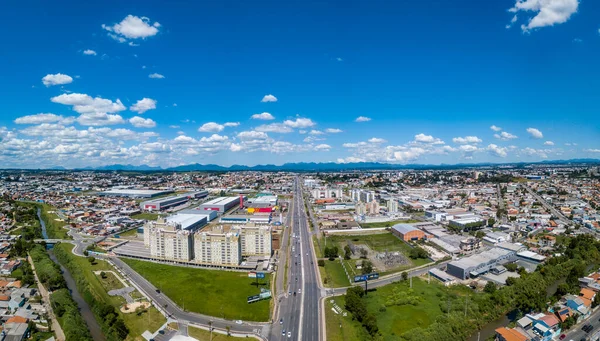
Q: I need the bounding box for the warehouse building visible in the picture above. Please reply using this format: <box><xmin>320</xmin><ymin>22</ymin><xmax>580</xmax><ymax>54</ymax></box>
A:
<box><xmin>391</xmin><ymin>224</ymin><xmax>430</xmax><ymax>241</ymax></box>
<box><xmin>232</xmin><ymin>224</ymin><xmax>272</xmax><ymax>257</ymax></box>
<box><xmin>446</xmin><ymin>247</ymin><xmax>518</xmax><ymax>280</ymax></box>
<box><xmin>199</xmin><ymin>196</ymin><xmax>242</xmax><ymax>213</ymax></box>
<box><xmin>177</xmin><ymin>208</ymin><xmax>218</xmax><ymax>221</ymax></box>
<box><xmin>245</xmin><ymin>195</ymin><xmax>278</xmax><ymax>208</ymax></box>
<box><xmin>220</xmin><ymin>214</ymin><xmax>272</xmax><ymax>225</ymax></box>
<box><xmin>140</xmin><ymin>194</ymin><xmax>189</xmax><ymax>211</ymax></box>
<box><xmin>194</xmin><ymin>226</ymin><xmax>241</xmax><ymax>266</ymax></box>
<box><xmin>166</xmin><ymin>214</ymin><xmax>208</xmax><ymax>232</ymax></box>
<box><xmin>99</xmin><ymin>189</ymin><xmax>174</xmax><ymax>198</ymax></box>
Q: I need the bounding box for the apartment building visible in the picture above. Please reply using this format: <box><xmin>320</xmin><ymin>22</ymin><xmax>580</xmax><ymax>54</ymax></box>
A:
<box><xmin>233</xmin><ymin>224</ymin><xmax>272</xmax><ymax>257</ymax></box>
<box><xmin>194</xmin><ymin>226</ymin><xmax>241</xmax><ymax>266</ymax></box>
<box><xmin>144</xmin><ymin>219</ymin><xmax>194</xmax><ymax>262</ymax></box>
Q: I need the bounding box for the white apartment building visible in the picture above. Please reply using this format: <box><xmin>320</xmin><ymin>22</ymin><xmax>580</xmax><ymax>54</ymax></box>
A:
<box><xmin>233</xmin><ymin>224</ymin><xmax>272</xmax><ymax>257</ymax></box>
<box><xmin>351</xmin><ymin>189</ymin><xmax>376</xmax><ymax>203</ymax></box>
<box><xmin>311</xmin><ymin>187</ymin><xmax>343</xmax><ymax>200</ymax></box>
<box><xmin>387</xmin><ymin>199</ymin><xmax>399</xmax><ymax>213</ymax></box>
<box><xmin>144</xmin><ymin>219</ymin><xmax>194</xmax><ymax>262</ymax></box>
<box><xmin>194</xmin><ymin>227</ymin><xmax>241</xmax><ymax>266</ymax></box>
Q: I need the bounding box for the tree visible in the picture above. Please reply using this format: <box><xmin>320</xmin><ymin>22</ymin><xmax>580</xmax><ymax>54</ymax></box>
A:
<box><xmin>317</xmin><ymin>259</ymin><xmax>325</xmax><ymax>267</ymax></box>
<box><xmin>488</xmin><ymin>218</ymin><xmax>496</xmax><ymax>226</ymax></box>
<box><xmin>88</xmin><ymin>256</ymin><xmax>95</xmax><ymax>265</ymax></box>
<box><xmin>100</xmin><ymin>271</ymin><xmax>107</xmax><ymax>279</ymax></box>
<box><xmin>361</xmin><ymin>260</ymin><xmax>373</xmax><ymax>275</ymax></box>
<box><xmin>324</xmin><ymin>246</ymin><xmax>339</xmax><ymax>260</ymax></box>
<box><xmin>359</xmin><ymin>248</ymin><xmax>368</xmax><ymax>259</ymax></box>
<box><xmin>593</xmin><ymin>294</ymin><xmax>600</xmax><ymax>308</ymax></box>
<box><xmin>484</xmin><ymin>282</ymin><xmax>497</xmax><ymax>294</ymax></box>
<box><xmin>504</xmin><ymin>263</ymin><xmax>518</xmax><ymax>272</ymax></box>
<box><xmin>344</xmin><ymin>245</ymin><xmax>352</xmax><ymax>260</ymax></box>
<box><xmin>401</xmin><ymin>271</ymin><xmax>408</xmax><ymax>281</ymax></box>
<box><xmin>505</xmin><ymin>277</ymin><xmax>517</xmax><ymax>286</ymax></box>
<box><xmin>409</xmin><ymin>247</ymin><xmax>429</xmax><ymax>259</ymax></box>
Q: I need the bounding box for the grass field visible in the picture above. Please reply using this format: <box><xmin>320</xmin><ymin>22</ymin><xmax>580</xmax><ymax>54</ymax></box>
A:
<box><xmin>40</xmin><ymin>204</ymin><xmax>70</xmax><ymax>239</ymax></box>
<box><xmin>131</xmin><ymin>213</ymin><xmax>160</xmax><ymax>220</ymax></box>
<box><xmin>122</xmin><ymin>258</ymin><xmax>271</xmax><ymax>321</ymax></box>
<box><xmin>118</xmin><ymin>228</ymin><xmax>140</xmax><ymax>237</ymax></box>
<box><xmin>327</xmin><ymin>277</ymin><xmax>473</xmax><ymax>340</ymax></box>
<box><xmin>96</xmin><ymin>271</ymin><xmax>125</xmax><ymax>291</ymax></box>
<box><xmin>319</xmin><ymin>260</ymin><xmax>351</xmax><ymax>288</ymax></box>
<box><xmin>55</xmin><ymin>244</ymin><xmax>166</xmax><ymax>341</ymax></box>
<box><xmin>313</xmin><ymin>235</ymin><xmax>324</xmax><ymax>258</ymax></box>
<box><xmin>359</xmin><ymin>219</ymin><xmax>421</xmax><ymax>228</ymax></box>
<box><xmin>188</xmin><ymin>326</ymin><xmax>247</xmax><ymax>340</ymax></box>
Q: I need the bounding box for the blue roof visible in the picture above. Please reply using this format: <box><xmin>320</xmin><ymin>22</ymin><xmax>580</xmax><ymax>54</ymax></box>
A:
<box><xmin>392</xmin><ymin>224</ymin><xmax>419</xmax><ymax>235</ymax></box>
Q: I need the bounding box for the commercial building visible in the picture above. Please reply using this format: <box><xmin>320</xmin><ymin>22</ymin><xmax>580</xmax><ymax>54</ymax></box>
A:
<box><xmin>220</xmin><ymin>214</ymin><xmax>272</xmax><ymax>225</ymax></box>
<box><xmin>177</xmin><ymin>209</ymin><xmax>218</xmax><ymax>221</ymax></box>
<box><xmin>99</xmin><ymin>189</ymin><xmax>174</xmax><ymax>198</ymax></box>
<box><xmin>245</xmin><ymin>196</ymin><xmax>278</xmax><ymax>208</ymax></box>
<box><xmin>194</xmin><ymin>226</ymin><xmax>241</xmax><ymax>266</ymax></box>
<box><xmin>391</xmin><ymin>224</ymin><xmax>429</xmax><ymax>241</ymax></box>
<box><xmin>446</xmin><ymin>246</ymin><xmax>519</xmax><ymax>280</ymax></box>
<box><xmin>143</xmin><ymin>217</ymin><xmax>205</xmax><ymax>262</ymax></box>
<box><xmin>460</xmin><ymin>237</ymin><xmax>482</xmax><ymax>252</ymax></box>
<box><xmin>232</xmin><ymin>224</ymin><xmax>272</xmax><ymax>257</ymax></box>
<box><xmin>199</xmin><ymin>196</ymin><xmax>242</xmax><ymax>213</ymax></box>
<box><xmin>140</xmin><ymin>191</ymin><xmax>207</xmax><ymax>211</ymax></box>
<box><xmin>311</xmin><ymin>187</ymin><xmax>343</xmax><ymax>200</ymax></box>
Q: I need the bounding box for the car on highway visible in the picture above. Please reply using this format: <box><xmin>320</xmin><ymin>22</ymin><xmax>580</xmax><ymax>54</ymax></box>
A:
<box><xmin>235</xmin><ymin>320</ymin><xmax>243</xmax><ymax>325</ymax></box>
<box><xmin>282</xmin><ymin>329</ymin><xmax>285</xmax><ymax>335</ymax></box>
<box><xmin>293</xmin><ymin>291</ymin><xmax>296</xmax><ymax>296</ymax></box>
<box><xmin>559</xmin><ymin>334</ymin><xmax>566</xmax><ymax>340</ymax></box>
<box><xmin>280</xmin><ymin>318</ymin><xmax>283</xmax><ymax>324</ymax></box>
<box><xmin>287</xmin><ymin>332</ymin><xmax>291</xmax><ymax>338</ymax></box>
<box><xmin>298</xmin><ymin>289</ymin><xmax>301</xmax><ymax>294</ymax></box>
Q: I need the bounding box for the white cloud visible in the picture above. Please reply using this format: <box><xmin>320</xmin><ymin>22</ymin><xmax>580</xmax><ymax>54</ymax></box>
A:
<box><xmin>149</xmin><ymin>73</ymin><xmax>165</xmax><ymax>79</ymax></box>
<box><xmin>255</xmin><ymin>123</ymin><xmax>293</xmax><ymax>134</ymax></box>
<box><xmin>508</xmin><ymin>0</ymin><xmax>579</xmax><ymax>32</ymax></box>
<box><xmin>261</xmin><ymin>94</ymin><xmax>277</xmax><ymax>103</ymax></box>
<box><xmin>51</xmin><ymin>93</ymin><xmax>126</xmax><ymax>114</ymax></box>
<box><xmin>414</xmin><ymin>133</ymin><xmax>444</xmax><ymax>145</ymax></box>
<box><xmin>129</xmin><ymin>116</ymin><xmax>156</xmax><ymax>128</ymax></box>
<box><xmin>452</xmin><ymin>136</ymin><xmax>482</xmax><ymax>144</ymax></box>
<box><xmin>102</xmin><ymin>15</ymin><xmax>160</xmax><ymax>40</ymax></box>
<box><xmin>314</xmin><ymin>144</ymin><xmax>331</xmax><ymax>151</ymax></box>
<box><xmin>83</xmin><ymin>49</ymin><xmax>97</xmax><ymax>56</ymax></box>
<box><xmin>368</xmin><ymin>137</ymin><xmax>386</xmax><ymax>144</ymax></box>
<box><xmin>336</xmin><ymin>57</ymin><xmax>343</xmax><ymax>62</ymax></box>
<box><xmin>238</xmin><ymin>130</ymin><xmax>269</xmax><ymax>140</ymax></box>
<box><xmin>526</xmin><ymin>127</ymin><xmax>543</xmax><ymax>139</ymax></box>
<box><xmin>77</xmin><ymin>113</ymin><xmax>126</xmax><ymax>126</ymax></box>
<box><xmin>198</xmin><ymin>122</ymin><xmax>224</xmax><ymax>133</ymax></box>
<box><xmin>42</xmin><ymin>73</ymin><xmax>73</xmax><ymax>87</ymax></box>
<box><xmin>544</xmin><ymin>141</ymin><xmax>554</xmax><ymax>146</ymax></box>
<box><xmin>459</xmin><ymin>145</ymin><xmax>479</xmax><ymax>153</ymax></box>
<box><xmin>325</xmin><ymin>128</ymin><xmax>343</xmax><ymax>133</ymax></box>
<box><xmin>494</xmin><ymin>131</ymin><xmax>518</xmax><ymax>140</ymax></box>
<box><xmin>251</xmin><ymin>112</ymin><xmax>275</xmax><ymax>120</ymax></box>
<box><xmin>169</xmin><ymin>125</ymin><xmax>180</xmax><ymax>129</ymax></box>
<box><xmin>309</xmin><ymin>130</ymin><xmax>324</xmax><ymax>135</ymax></box>
<box><xmin>521</xmin><ymin>147</ymin><xmax>548</xmax><ymax>158</ymax></box>
<box><xmin>584</xmin><ymin>149</ymin><xmax>600</xmax><ymax>153</ymax></box>
<box><xmin>224</xmin><ymin>122</ymin><xmax>240</xmax><ymax>127</ymax></box>
<box><xmin>130</xmin><ymin>98</ymin><xmax>157</xmax><ymax>114</ymax></box>
<box><xmin>283</xmin><ymin>118</ymin><xmax>316</xmax><ymax>129</ymax></box>
<box><xmin>230</xmin><ymin>143</ymin><xmax>242</xmax><ymax>152</ymax></box>
<box><xmin>355</xmin><ymin>116</ymin><xmax>371</xmax><ymax>122</ymax></box>
<box><xmin>14</xmin><ymin>113</ymin><xmax>74</xmax><ymax>125</ymax></box>
<box><xmin>490</xmin><ymin>125</ymin><xmax>502</xmax><ymax>132</ymax></box>
<box><xmin>487</xmin><ymin>144</ymin><xmax>508</xmax><ymax>158</ymax></box>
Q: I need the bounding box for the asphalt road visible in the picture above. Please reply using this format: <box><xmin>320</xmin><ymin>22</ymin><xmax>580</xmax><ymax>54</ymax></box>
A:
<box><xmin>562</xmin><ymin>307</ymin><xmax>600</xmax><ymax>341</ymax></box>
<box><xmin>523</xmin><ymin>184</ymin><xmax>572</xmax><ymax>225</ymax></box>
<box><xmin>271</xmin><ymin>178</ymin><xmax>321</xmax><ymax>341</ymax></box>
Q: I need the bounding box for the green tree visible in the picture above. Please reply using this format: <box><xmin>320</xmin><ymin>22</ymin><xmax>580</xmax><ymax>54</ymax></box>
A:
<box><xmin>344</xmin><ymin>245</ymin><xmax>352</xmax><ymax>260</ymax></box>
<box><xmin>401</xmin><ymin>271</ymin><xmax>408</xmax><ymax>281</ymax></box>
<box><xmin>484</xmin><ymin>282</ymin><xmax>497</xmax><ymax>294</ymax></box>
<box><xmin>361</xmin><ymin>260</ymin><xmax>373</xmax><ymax>275</ymax></box>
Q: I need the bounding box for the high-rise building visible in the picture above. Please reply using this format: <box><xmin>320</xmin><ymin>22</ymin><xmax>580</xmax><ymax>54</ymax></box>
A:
<box><xmin>387</xmin><ymin>199</ymin><xmax>399</xmax><ymax>213</ymax></box>
<box><xmin>355</xmin><ymin>201</ymin><xmax>367</xmax><ymax>216</ymax></box>
<box><xmin>311</xmin><ymin>187</ymin><xmax>343</xmax><ymax>200</ymax></box>
<box><xmin>194</xmin><ymin>226</ymin><xmax>241</xmax><ymax>266</ymax></box>
<box><xmin>232</xmin><ymin>224</ymin><xmax>272</xmax><ymax>257</ymax></box>
<box><xmin>144</xmin><ymin>218</ymin><xmax>195</xmax><ymax>262</ymax></box>
<box><xmin>367</xmin><ymin>200</ymin><xmax>380</xmax><ymax>215</ymax></box>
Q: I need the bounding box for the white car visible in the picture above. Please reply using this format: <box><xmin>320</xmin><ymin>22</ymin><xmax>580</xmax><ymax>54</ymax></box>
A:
<box><xmin>298</xmin><ymin>289</ymin><xmax>302</xmax><ymax>294</ymax></box>
<box><xmin>287</xmin><ymin>332</ymin><xmax>292</xmax><ymax>338</ymax></box>
<box><xmin>235</xmin><ymin>320</ymin><xmax>243</xmax><ymax>325</ymax></box>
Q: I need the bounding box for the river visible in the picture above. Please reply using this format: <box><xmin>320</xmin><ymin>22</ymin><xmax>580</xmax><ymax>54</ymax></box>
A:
<box><xmin>37</xmin><ymin>208</ymin><xmax>106</xmax><ymax>341</ymax></box>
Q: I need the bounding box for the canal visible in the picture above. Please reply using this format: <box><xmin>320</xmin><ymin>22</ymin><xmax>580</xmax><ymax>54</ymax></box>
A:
<box><xmin>37</xmin><ymin>207</ymin><xmax>106</xmax><ymax>341</ymax></box>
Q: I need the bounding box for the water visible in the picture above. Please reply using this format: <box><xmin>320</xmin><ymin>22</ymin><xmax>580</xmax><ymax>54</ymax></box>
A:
<box><xmin>36</xmin><ymin>208</ymin><xmax>106</xmax><ymax>341</ymax></box>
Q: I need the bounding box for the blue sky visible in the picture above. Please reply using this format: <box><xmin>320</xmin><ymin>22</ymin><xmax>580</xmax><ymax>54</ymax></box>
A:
<box><xmin>1</xmin><ymin>0</ymin><xmax>599</xmax><ymax>168</ymax></box>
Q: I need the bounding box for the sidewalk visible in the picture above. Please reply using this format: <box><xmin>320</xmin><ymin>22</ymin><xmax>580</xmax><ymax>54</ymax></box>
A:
<box><xmin>28</xmin><ymin>254</ymin><xmax>66</xmax><ymax>341</ymax></box>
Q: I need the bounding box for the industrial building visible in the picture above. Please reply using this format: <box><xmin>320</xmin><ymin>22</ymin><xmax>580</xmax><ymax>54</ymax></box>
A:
<box><xmin>177</xmin><ymin>208</ymin><xmax>218</xmax><ymax>221</ymax></box>
<box><xmin>140</xmin><ymin>191</ymin><xmax>208</xmax><ymax>211</ymax></box>
<box><xmin>99</xmin><ymin>189</ymin><xmax>174</xmax><ymax>198</ymax></box>
<box><xmin>446</xmin><ymin>244</ymin><xmax>523</xmax><ymax>280</ymax></box>
<box><xmin>194</xmin><ymin>226</ymin><xmax>241</xmax><ymax>266</ymax></box>
<box><xmin>220</xmin><ymin>214</ymin><xmax>273</xmax><ymax>225</ymax></box>
<box><xmin>245</xmin><ymin>195</ymin><xmax>278</xmax><ymax>208</ymax></box>
<box><xmin>199</xmin><ymin>196</ymin><xmax>242</xmax><ymax>213</ymax></box>
<box><xmin>391</xmin><ymin>224</ymin><xmax>430</xmax><ymax>241</ymax></box>
<box><xmin>232</xmin><ymin>224</ymin><xmax>272</xmax><ymax>257</ymax></box>
<box><xmin>143</xmin><ymin>216</ymin><xmax>206</xmax><ymax>262</ymax></box>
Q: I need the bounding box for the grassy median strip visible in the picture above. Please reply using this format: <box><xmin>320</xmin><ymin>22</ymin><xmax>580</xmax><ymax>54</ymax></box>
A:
<box><xmin>122</xmin><ymin>258</ymin><xmax>271</xmax><ymax>322</ymax></box>
<box><xmin>325</xmin><ymin>296</ymin><xmax>366</xmax><ymax>341</ymax></box>
<box><xmin>54</xmin><ymin>244</ymin><xmax>165</xmax><ymax>341</ymax></box>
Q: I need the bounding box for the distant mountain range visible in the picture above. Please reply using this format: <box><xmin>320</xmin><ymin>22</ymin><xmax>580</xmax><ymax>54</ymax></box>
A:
<box><xmin>30</xmin><ymin>158</ymin><xmax>600</xmax><ymax>172</ymax></box>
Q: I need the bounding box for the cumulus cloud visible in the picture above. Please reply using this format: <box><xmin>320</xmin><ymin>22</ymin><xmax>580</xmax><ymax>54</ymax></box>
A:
<box><xmin>251</xmin><ymin>112</ymin><xmax>275</xmax><ymax>120</ymax></box>
<box><xmin>490</xmin><ymin>125</ymin><xmax>502</xmax><ymax>132</ymax></box>
<box><xmin>368</xmin><ymin>137</ymin><xmax>387</xmax><ymax>144</ymax></box>
<box><xmin>130</xmin><ymin>98</ymin><xmax>157</xmax><ymax>114</ymax></box>
<box><xmin>414</xmin><ymin>133</ymin><xmax>444</xmax><ymax>145</ymax></box>
<box><xmin>508</xmin><ymin>0</ymin><xmax>579</xmax><ymax>32</ymax></box>
<box><xmin>149</xmin><ymin>73</ymin><xmax>165</xmax><ymax>79</ymax></box>
<box><xmin>77</xmin><ymin>113</ymin><xmax>126</xmax><ymax>126</ymax></box>
<box><xmin>261</xmin><ymin>94</ymin><xmax>277</xmax><ymax>102</ymax></box>
<box><xmin>283</xmin><ymin>118</ymin><xmax>316</xmax><ymax>129</ymax></box>
<box><xmin>544</xmin><ymin>141</ymin><xmax>554</xmax><ymax>146</ymax></box>
<box><xmin>452</xmin><ymin>136</ymin><xmax>482</xmax><ymax>144</ymax></box>
<box><xmin>355</xmin><ymin>116</ymin><xmax>371</xmax><ymax>122</ymax></box>
<box><xmin>102</xmin><ymin>15</ymin><xmax>161</xmax><ymax>41</ymax></box>
<box><xmin>585</xmin><ymin>149</ymin><xmax>600</xmax><ymax>153</ymax></box>
<box><xmin>14</xmin><ymin>113</ymin><xmax>74</xmax><ymax>125</ymax></box>
<box><xmin>42</xmin><ymin>73</ymin><xmax>73</xmax><ymax>87</ymax></box>
<box><xmin>325</xmin><ymin>128</ymin><xmax>343</xmax><ymax>133</ymax></box>
<box><xmin>494</xmin><ymin>131</ymin><xmax>518</xmax><ymax>141</ymax></box>
<box><xmin>224</xmin><ymin>122</ymin><xmax>240</xmax><ymax>127</ymax></box>
<box><xmin>314</xmin><ymin>144</ymin><xmax>331</xmax><ymax>151</ymax></box>
<box><xmin>526</xmin><ymin>127</ymin><xmax>543</xmax><ymax>139</ymax></box>
<box><xmin>51</xmin><ymin>93</ymin><xmax>126</xmax><ymax>114</ymax></box>
<box><xmin>83</xmin><ymin>49</ymin><xmax>97</xmax><ymax>56</ymax></box>
<box><xmin>309</xmin><ymin>130</ymin><xmax>324</xmax><ymax>135</ymax></box>
<box><xmin>487</xmin><ymin>144</ymin><xmax>508</xmax><ymax>158</ymax></box>
<box><xmin>198</xmin><ymin>122</ymin><xmax>224</xmax><ymax>133</ymax></box>
<box><xmin>255</xmin><ymin>123</ymin><xmax>293</xmax><ymax>134</ymax></box>
<box><xmin>129</xmin><ymin>116</ymin><xmax>156</xmax><ymax>128</ymax></box>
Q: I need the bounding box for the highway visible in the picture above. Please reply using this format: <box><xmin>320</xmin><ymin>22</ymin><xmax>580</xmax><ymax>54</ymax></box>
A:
<box><xmin>561</xmin><ymin>306</ymin><xmax>600</xmax><ymax>341</ymax></box>
<box><xmin>270</xmin><ymin>177</ymin><xmax>321</xmax><ymax>341</ymax></box>
<box><xmin>523</xmin><ymin>184</ymin><xmax>572</xmax><ymax>225</ymax></box>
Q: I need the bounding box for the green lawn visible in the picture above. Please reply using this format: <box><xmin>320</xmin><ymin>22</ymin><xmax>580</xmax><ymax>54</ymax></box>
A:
<box><xmin>117</xmin><ymin>228</ymin><xmax>140</xmax><ymax>237</ymax></box>
<box><xmin>319</xmin><ymin>259</ymin><xmax>350</xmax><ymax>288</ymax></box>
<box><xmin>325</xmin><ymin>296</ymin><xmax>367</xmax><ymax>341</ymax></box>
<box><xmin>122</xmin><ymin>258</ymin><xmax>271</xmax><ymax>321</ymax></box>
<box><xmin>39</xmin><ymin>204</ymin><xmax>70</xmax><ymax>239</ymax></box>
<box><xmin>131</xmin><ymin>213</ymin><xmax>160</xmax><ymax>220</ymax></box>
<box><xmin>313</xmin><ymin>235</ymin><xmax>324</xmax><ymax>258</ymax></box>
<box><xmin>188</xmin><ymin>326</ymin><xmax>248</xmax><ymax>340</ymax></box>
<box><xmin>359</xmin><ymin>219</ymin><xmax>421</xmax><ymax>228</ymax></box>
<box><xmin>96</xmin><ymin>271</ymin><xmax>125</xmax><ymax>291</ymax></box>
<box><xmin>55</xmin><ymin>244</ymin><xmax>166</xmax><ymax>341</ymax></box>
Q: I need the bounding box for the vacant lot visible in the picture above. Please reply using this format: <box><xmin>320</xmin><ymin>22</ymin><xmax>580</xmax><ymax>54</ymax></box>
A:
<box><xmin>131</xmin><ymin>213</ymin><xmax>159</xmax><ymax>221</ymax></box>
<box><xmin>319</xmin><ymin>259</ymin><xmax>350</xmax><ymax>288</ymax></box>
<box><xmin>122</xmin><ymin>258</ymin><xmax>271</xmax><ymax>321</ymax></box>
<box><xmin>359</xmin><ymin>219</ymin><xmax>421</xmax><ymax>228</ymax></box>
